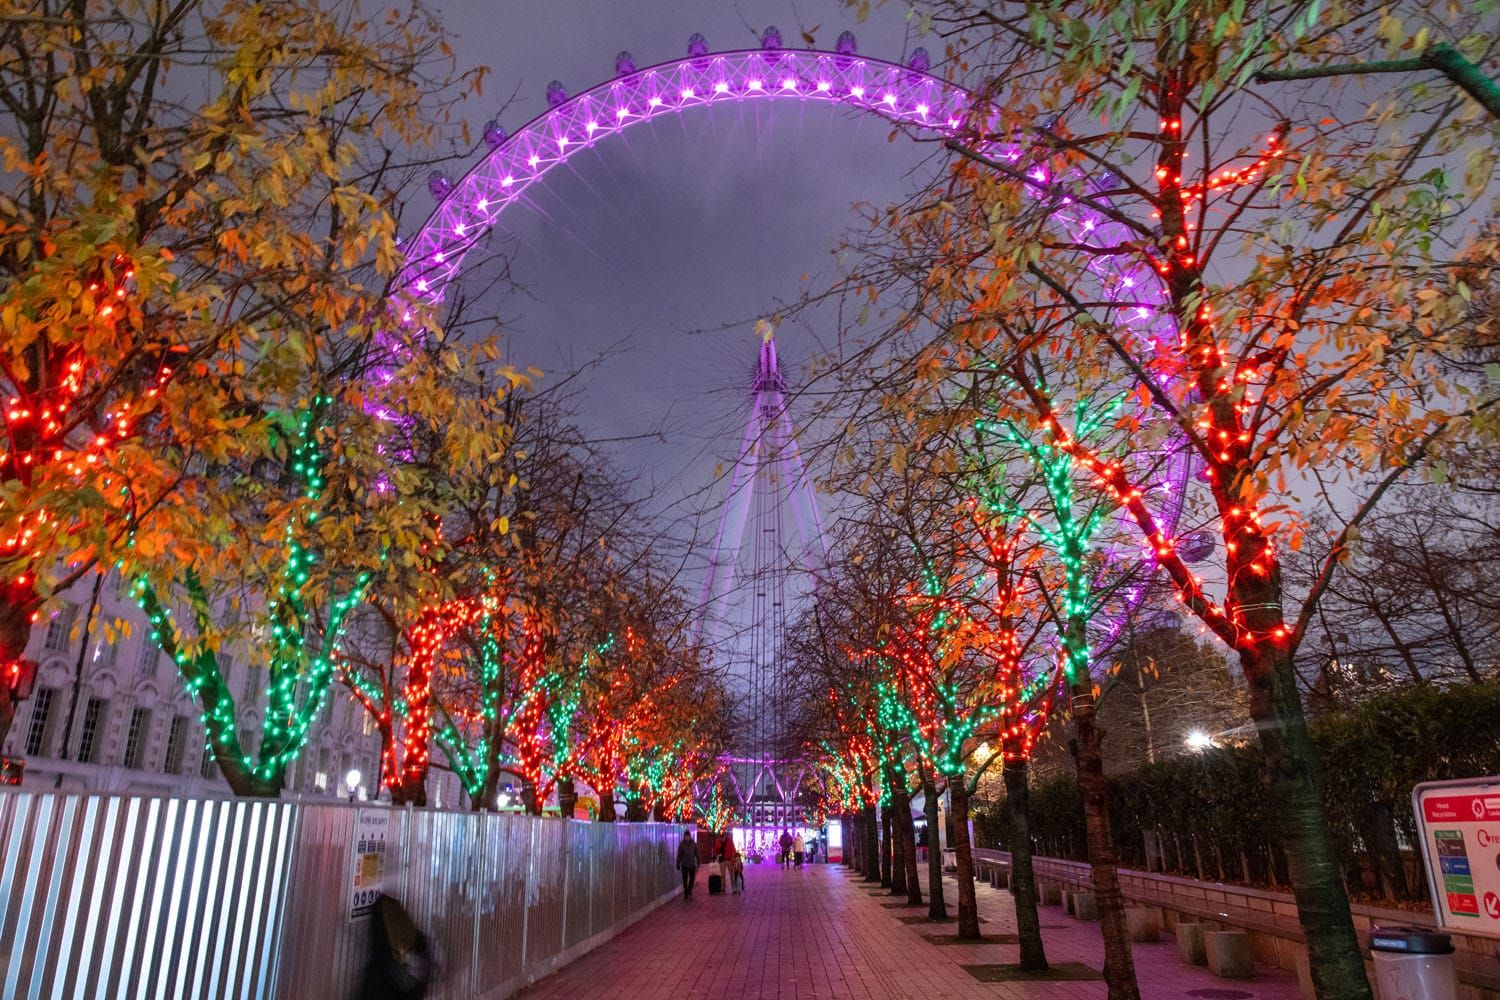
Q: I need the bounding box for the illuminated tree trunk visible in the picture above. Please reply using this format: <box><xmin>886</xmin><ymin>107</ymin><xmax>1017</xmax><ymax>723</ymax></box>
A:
<box><xmin>922</xmin><ymin>769</ymin><xmax>947</xmax><ymax>920</ymax></box>
<box><xmin>0</xmin><ymin>584</ymin><xmax>35</xmax><ymax>751</ymax></box>
<box><xmin>625</xmin><ymin>781</ymin><xmax>648</xmax><ymax>822</ymax></box>
<box><xmin>369</xmin><ymin>712</ymin><xmax>398</xmax><ymax>803</ymax></box>
<box><xmin>1004</xmin><ymin>756</ymin><xmax>1047</xmax><ymax>972</ymax></box>
<box><xmin>471</xmin><ymin>707</ymin><xmax>509</xmax><ymax>811</ymax></box>
<box><xmin>393</xmin><ymin>656</ymin><xmax>433</xmax><ymax>807</ymax></box>
<box><xmin>880</xmin><ymin>804</ymin><xmax>894</xmax><ymax>887</ymax></box>
<box><xmin>557</xmin><ymin>777</ymin><xmax>578</xmax><ymax>819</ymax></box>
<box><xmin>1069</xmin><ymin>678</ymin><xmax>1140</xmax><ymax>1000</ymax></box>
<box><xmin>893</xmin><ymin>783</ymin><xmax>922</xmax><ymax>906</ymax></box>
<box><xmin>598</xmin><ymin>787</ymin><xmax>616</xmax><ymax>822</ymax></box>
<box><xmin>861</xmin><ymin>803</ymin><xmax>880</xmax><ymax>880</ymax></box>
<box><xmin>0</xmin><ymin>686</ymin><xmax>13</xmax><ymax>755</ymax></box>
<box><xmin>948</xmin><ymin>777</ymin><xmax>981</xmax><ymax>940</ymax></box>
<box><xmin>1241</xmin><ymin>631</ymin><xmax>1370</xmax><ymax>998</ymax></box>
<box><xmin>890</xmin><ymin>819</ymin><xmax>907</xmax><ymax>894</ymax></box>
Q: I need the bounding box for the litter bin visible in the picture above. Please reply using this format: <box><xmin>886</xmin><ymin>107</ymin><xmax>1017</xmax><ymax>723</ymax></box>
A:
<box><xmin>1369</xmin><ymin>926</ymin><xmax>1457</xmax><ymax>1000</ymax></box>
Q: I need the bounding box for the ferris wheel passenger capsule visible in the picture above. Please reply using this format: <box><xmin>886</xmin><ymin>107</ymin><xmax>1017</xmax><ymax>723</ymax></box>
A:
<box><xmin>427</xmin><ymin>172</ymin><xmax>452</xmax><ymax>200</ymax></box>
<box><xmin>761</xmin><ymin>26</ymin><xmax>784</xmax><ymax>64</ymax></box>
<box><xmin>687</xmin><ymin>32</ymin><xmax>710</xmax><ymax>58</ymax></box>
<box><xmin>615</xmin><ymin>51</ymin><xmax>636</xmax><ymax>76</ymax></box>
<box><xmin>546</xmin><ymin>81</ymin><xmax>569</xmax><ymax>107</ymax></box>
<box><xmin>482</xmin><ymin>120</ymin><xmax>507</xmax><ymax>150</ymax></box>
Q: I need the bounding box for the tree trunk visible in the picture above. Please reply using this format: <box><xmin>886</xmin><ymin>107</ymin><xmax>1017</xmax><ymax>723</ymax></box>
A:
<box><xmin>558</xmin><ymin>777</ymin><xmax>577</xmax><ymax>819</ymax></box>
<box><xmin>893</xmin><ymin>783</ymin><xmax>923</xmax><ymax>906</ymax></box>
<box><xmin>0</xmin><ymin>685</ymin><xmax>14</xmax><ymax>757</ymax></box>
<box><xmin>922</xmin><ymin>770</ymin><xmax>947</xmax><ymax>919</ymax></box>
<box><xmin>0</xmin><ymin>580</ymin><xmax>38</xmax><ymax>751</ymax></box>
<box><xmin>472</xmin><ymin>711</ymin><xmax>508</xmax><ymax>810</ymax></box>
<box><xmin>213</xmin><ymin>747</ymin><xmax>283</xmax><ymax>797</ymax></box>
<box><xmin>862</xmin><ymin>803</ymin><xmax>880</xmax><ymax>880</ymax></box>
<box><xmin>1369</xmin><ymin>801</ymin><xmax>1410</xmax><ymax>901</ymax></box>
<box><xmin>949</xmin><ymin>777</ymin><xmax>981</xmax><ymax>940</ymax></box>
<box><xmin>521</xmin><ymin>779</ymin><xmax>540</xmax><ymax>815</ymax></box>
<box><xmin>57</xmin><ymin>571</ymin><xmax>104</xmax><ymax>764</ymax></box>
<box><xmin>1005</xmin><ymin>757</ymin><xmax>1048</xmax><ymax>971</ymax></box>
<box><xmin>880</xmin><ymin>805</ymin><xmax>894</xmax><ymax>887</ymax></box>
<box><xmin>890</xmin><ymin>801</ymin><xmax>908</xmax><ymax>895</ymax></box>
<box><xmin>598</xmin><ymin>788</ymin><xmax>616</xmax><ymax>822</ymax></box>
<box><xmin>1070</xmin><ymin>684</ymin><xmax>1141</xmax><ymax>1000</ymax></box>
<box><xmin>1242</xmin><ymin>640</ymin><xmax>1373</xmax><ymax>999</ymax></box>
<box><xmin>625</xmin><ymin>782</ymin><xmax>647</xmax><ymax>822</ymax></box>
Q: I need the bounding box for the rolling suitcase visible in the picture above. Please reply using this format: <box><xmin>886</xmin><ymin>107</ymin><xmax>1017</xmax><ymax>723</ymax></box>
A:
<box><xmin>708</xmin><ymin>864</ymin><xmax>724</xmax><ymax>895</ymax></box>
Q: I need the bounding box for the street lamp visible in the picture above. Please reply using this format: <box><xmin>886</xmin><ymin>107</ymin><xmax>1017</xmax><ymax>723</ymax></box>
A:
<box><xmin>1185</xmin><ymin>730</ymin><xmax>1215</xmax><ymax>751</ymax></box>
<box><xmin>345</xmin><ymin>768</ymin><xmax>362</xmax><ymax>802</ymax></box>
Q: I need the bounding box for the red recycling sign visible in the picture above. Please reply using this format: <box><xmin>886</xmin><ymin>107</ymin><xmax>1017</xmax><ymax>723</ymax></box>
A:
<box><xmin>1413</xmin><ymin>779</ymin><xmax>1500</xmax><ymax>940</ymax></box>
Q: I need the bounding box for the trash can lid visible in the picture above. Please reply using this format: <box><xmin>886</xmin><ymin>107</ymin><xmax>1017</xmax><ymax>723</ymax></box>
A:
<box><xmin>1369</xmin><ymin>926</ymin><xmax>1454</xmax><ymax>955</ymax></box>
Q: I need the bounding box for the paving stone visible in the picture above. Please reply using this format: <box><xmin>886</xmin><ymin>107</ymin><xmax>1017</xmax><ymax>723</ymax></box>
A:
<box><xmin>520</xmin><ymin>858</ymin><xmax>1303</xmax><ymax>999</ymax></box>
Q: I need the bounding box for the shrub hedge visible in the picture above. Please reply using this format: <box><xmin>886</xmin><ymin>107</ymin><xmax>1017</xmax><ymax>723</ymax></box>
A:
<box><xmin>973</xmin><ymin>681</ymin><xmax>1500</xmax><ymax>902</ymax></box>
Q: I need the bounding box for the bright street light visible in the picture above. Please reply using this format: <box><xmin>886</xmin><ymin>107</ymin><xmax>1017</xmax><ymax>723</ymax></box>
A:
<box><xmin>345</xmin><ymin>768</ymin><xmax>362</xmax><ymax>802</ymax></box>
<box><xmin>1185</xmin><ymin>730</ymin><xmax>1215</xmax><ymax>751</ymax></box>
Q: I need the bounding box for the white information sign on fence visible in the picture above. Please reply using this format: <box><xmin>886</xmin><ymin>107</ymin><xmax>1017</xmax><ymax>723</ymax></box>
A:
<box><xmin>1413</xmin><ymin>777</ymin><xmax>1500</xmax><ymax>939</ymax></box>
<box><xmin>348</xmin><ymin>807</ymin><xmax>391</xmax><ymax>921</ymax></box>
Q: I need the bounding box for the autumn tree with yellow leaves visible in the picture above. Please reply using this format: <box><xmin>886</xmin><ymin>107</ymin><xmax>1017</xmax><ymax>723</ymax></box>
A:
<box><xmin>0</xmin><ymin>0</ymin><xmax>492</xmax><ymax>775</ymax></box>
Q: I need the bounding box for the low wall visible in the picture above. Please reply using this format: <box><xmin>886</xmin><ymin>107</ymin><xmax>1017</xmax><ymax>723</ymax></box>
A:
<box><xmin>972</xmin><ymin>849</ymin><xmax>1500</xmax><ymax>998</ymax></box>
<box><xmin>0</xmin><ymin>789</ymin><xmax>685</xmax><ymax>999</ymax></box>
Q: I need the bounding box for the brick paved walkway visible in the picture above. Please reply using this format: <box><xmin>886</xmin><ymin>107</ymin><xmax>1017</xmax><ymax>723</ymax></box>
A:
<box><xmin>520</xmin><ymin>860</ymin><xmax>1305</xmax><ymax>998</ymax></box>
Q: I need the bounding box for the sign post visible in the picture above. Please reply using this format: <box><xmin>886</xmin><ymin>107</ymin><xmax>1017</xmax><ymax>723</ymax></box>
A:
<box><xmin>1412</xmin><ymin>777</ymin><xmax>1500</xmax><ymax>938</ymax></box>
<box><xmin>348</xmin><ymin>807</ymin><xmax>391</xmax><ymax>922</ymax></box>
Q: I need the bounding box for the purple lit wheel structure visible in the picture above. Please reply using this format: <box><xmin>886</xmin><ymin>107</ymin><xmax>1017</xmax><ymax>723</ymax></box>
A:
<box><xmin>396</xmin><ymin>44</ymin><xmax>968</xmax><ymax>301</ymax></box>
<box><xmin>388</xmin><ymin>31</ymin><xmax>1199</xmax><ymax>795</ymax></box>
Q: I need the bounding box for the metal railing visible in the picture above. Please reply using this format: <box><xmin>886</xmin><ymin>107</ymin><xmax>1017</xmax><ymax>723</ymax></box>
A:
<box><xmin>0</xmin><ymin>789</ymin><xmax>684</xmax><ymax>999</ymax></box>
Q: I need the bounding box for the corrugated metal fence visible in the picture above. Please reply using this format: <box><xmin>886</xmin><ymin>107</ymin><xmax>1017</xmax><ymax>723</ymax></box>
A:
<box><xmin>0</xmin><ymin>789</ymin><xmax>685</xmax><ymax>999</ymax></box>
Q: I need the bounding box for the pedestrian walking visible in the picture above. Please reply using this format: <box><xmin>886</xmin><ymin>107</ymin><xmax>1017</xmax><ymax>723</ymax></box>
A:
<box><xmin>718</xmin><ymin>830</ymin><xmax>743</xmax><ymax>894</ymax></box>
<box><xmin>778</xmin><ymin>829</ymin><xmax>793</xmax><ymax>869</ymax></box>
<box><xmin>676</xmin><ymin>830</ymin><xmax>699</xmax><ymax>898</ymax></box>
<box><xmin>793</xmin><ymin>832</ymin><xmax>806</xmax><ymax>869</ymax></box>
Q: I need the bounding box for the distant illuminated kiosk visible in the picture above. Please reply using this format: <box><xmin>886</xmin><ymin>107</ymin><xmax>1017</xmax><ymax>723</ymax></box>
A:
<box><xmin>696</xmin><ymin>333</ymin><xmax>827</xmax><ymax>850</ymax></box>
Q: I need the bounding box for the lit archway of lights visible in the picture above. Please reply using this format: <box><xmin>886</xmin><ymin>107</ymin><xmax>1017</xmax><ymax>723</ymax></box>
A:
<box><xmin>389</xmin><ymin>30</ymin><xmax>1197</xmax><ymax>795</ymax></box>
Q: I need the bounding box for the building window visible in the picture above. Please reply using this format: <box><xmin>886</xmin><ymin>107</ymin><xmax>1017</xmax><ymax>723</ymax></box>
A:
<box><xmin>77</xmin><ymin>698</ymin><xmax>107</xmax><ymax>763</ymax></box>
<box><xmin>164</xmin><ymin>715</ymin><xmax>189</xmax><ymax>775</ymax></box>
<box><xmin>96</xmin><ymin>638</ymin><xmax>120</xmax><ymax>670</ymax></box>
<box><xmin>200</xmin><ymin>743</ymin><xmax>217</xmax><ymax>780</ymax></box>
<box><xmin>43</xmin><ymin>604</ymin><xmax>77</xmax><ymax>652</ymax></box>
<box><xmin>136</xmin><ymin>639</ymin><xmax>161</xmax><ymax>676</ymax></box>
<box><xmin>25</xmin><ymin>687</ymin><xmax>55</xmax><ymax>755</ymax></box>
<box><xmin>123</xmin><ymin>707</ymin><xmax>151</xmax><ymax>770</ymax></box>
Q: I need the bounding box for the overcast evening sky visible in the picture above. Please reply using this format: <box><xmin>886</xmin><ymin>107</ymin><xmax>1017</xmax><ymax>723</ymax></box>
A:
<box><xmin>389</xmin><ymin>1</ymin><xmax>950</xmax><ymax>680</ymax></box>
<box><xmin>409</xmin><ymin>1</ymin><xmax>936</xmax><ymax>517</ymax></box>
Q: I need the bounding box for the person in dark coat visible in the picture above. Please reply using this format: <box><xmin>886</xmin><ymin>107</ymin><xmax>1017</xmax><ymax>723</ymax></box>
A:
<box><xmin>676</xmin><ymin>830</ymin><xmax>699</xmax><ymax>897</ymax></box>
<box><xmin>359</xmin><ymin>894</ymin><xmax>433</xmax><ymax>1000</ymax></box>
